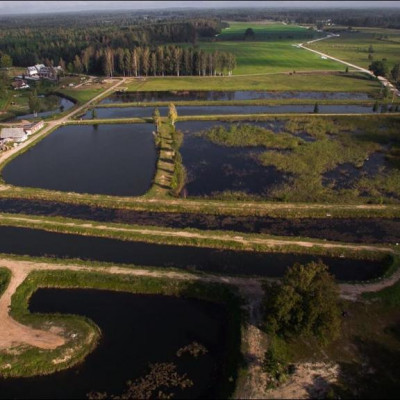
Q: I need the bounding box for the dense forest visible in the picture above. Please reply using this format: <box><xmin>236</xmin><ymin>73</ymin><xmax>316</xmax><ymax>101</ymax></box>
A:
<box><xmin>0</xmin><ymin>17</ymin><xmax>233</xmax><ymax>76</ymax></box>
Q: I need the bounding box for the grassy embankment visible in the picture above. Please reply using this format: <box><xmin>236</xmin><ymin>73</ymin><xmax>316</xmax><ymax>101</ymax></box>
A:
<box><xmin>1</xmin><ymin>268</ymin><xmax>242</xmax><ymax>393</ymax></box>
<box><xmin>267</xmin><ymin>274</ymin><xmax>400</xmax><ymax>398</ymax></box>
<box><xmin>0</xmin><ymin>212</ymin><xmax>396</xmax><ymax>280</ymax></box>
<box><xmin>0</xmin><ymin>115</ymin><xmax>400</xmax><ymax>217</ymax></box>
<box><xmin>0</xmin><ymin>267</ymin><xmax>11</xmax><ymax>296</ymax></box>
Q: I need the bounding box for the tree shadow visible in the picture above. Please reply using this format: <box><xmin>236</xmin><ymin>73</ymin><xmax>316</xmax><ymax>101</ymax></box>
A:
<box><xmin>304</xmin><ymin>374</ymin><xmax>334</xmax><ymax>399</ymax></box>
<box><xmin>331</xmin><ymin>333</ymin><xmax>400</xmax><ymax>399</ymax></box>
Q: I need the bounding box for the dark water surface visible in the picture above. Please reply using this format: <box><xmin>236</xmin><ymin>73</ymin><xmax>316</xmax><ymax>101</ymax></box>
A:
<box><xmin>100</xmin><ymin>90</ymin><xmax>371</xmax><ymax>104</ymax></box>
<box><xmin>0</xmin><ymin>289</ymin><xmax>235</xmax><ymax>399</ymax></box>
<box><xmin>0</xmin><ymin>198</ymin><xmax>399</xmax><ymax>244</ymax></box>
<box><xmin>14</xmin><ymin>96</ymin><xmax>75</xmax><ymax>121</ymax></box>
<box><xmin>177</xmin><ymin>120</ymin><xmax>289</xmax><ymax>197</ymax></box>
<box><xmin>0</xmin><ymin>226</ymin><xmax>388</xmax><ymax>281</ymax></box>
<box><xmin>323</xmin><ymin>152</ymin><xmax>387</xmax><ymax>189</ymax></box>
<box><xmin>2</xmin><ymin>124</ymin><xmax>157</xmax><ymax>196</ymax></box>
<box><xmin>83</xmin><ymin>104</ymin><xmax>374</xmax><ymax>119</ymax></box>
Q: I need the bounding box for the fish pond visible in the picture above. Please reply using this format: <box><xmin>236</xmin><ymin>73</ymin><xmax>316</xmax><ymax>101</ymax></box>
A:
<box><xmin>0</xmin><ymin>225</ymin><xmax>389</xmax><ymax>281</ymax></box>
<box><xmin>0</xmin><ymin>198</ymin><xmax>399</xmax><ymax>244</ymax></box>
<box><xmin>0</xmin><ymin>289</ymin><xmax>237</xmax><ymax>399</ymax></box>
<box><xmin>82</xmin><ymin>104</ymin><xmax>374</xmax><ymax>119</ymax></box>
<box><xmin>100</xmin><ymin>90</ymin><xmax>372</xmax><ymax>103</ymax></box>
<box><xmin>177</xmin><ymin>120</ymin><xmax>291</xmax><ymax>197</ymax></box>
<box><xmin>2</xmin><ymin>123</ymin><xmax>157</xmax><ymax>196</ymax></box>
<box><xmin>14</xmin><ymin>95</ymin><xmax>75</xmax><ymax>121</ymax></box>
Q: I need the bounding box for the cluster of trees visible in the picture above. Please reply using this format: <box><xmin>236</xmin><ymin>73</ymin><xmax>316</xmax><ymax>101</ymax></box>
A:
<box><xmin>263</xmin><ymin>261</ymin><xmax>341</xmax><ymax>343</ymax></box>
<box><xmin>70</xmin><ymin>45</ymin><xmax>236</xmax><ymax>77</ymax></box>
<box><xmin>369</xmin><ymin>59</ymin><xmax>400</xmax><ymax>83</ymax></box>
<box><xmin>0</xmin><ymin>18</ymin><xmax>224</xmax><ymax>69</ymax></box>
<box><xmin>261</xmin><ymin>261</ymin><xmax>341</xmax><ymax>389</ymax></box>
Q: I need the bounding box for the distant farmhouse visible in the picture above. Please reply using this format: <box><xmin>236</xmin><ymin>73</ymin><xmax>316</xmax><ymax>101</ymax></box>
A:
<box><xmin>0</xmin><ymin>120</ymin><xmax>44</xmax><ymax>145</ymax></box>
<box><xmin>24</xmin><ymin>64</ymin><xmax>63</xmax><ymax>81</ymax></box>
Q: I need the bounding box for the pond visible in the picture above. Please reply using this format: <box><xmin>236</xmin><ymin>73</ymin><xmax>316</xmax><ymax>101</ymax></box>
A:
<box><xmin>2</xmin><ymin>123</ymin><xmax>157</xmax><ymax>196</ymax></box>
<box><xmin>100</xmin><ymin>90</ymin><xmax>372</xmax><ymax>104</ymax></box>
<box><xmin>0</xmin><ymin>289</ymin><xmax>236</xmax><ymax>399</ymax></box>
<box><xmin>177</xmin><ymin>120</ymin><xmax>290</xmax><ymax>197</ymax></box>
<box><xmin>82</xmin><ymin>104</ymin><xmax>374</xmax><ymax>119</ymax></box>
<box><xmin>0</xmin><ymin>198</ymin><xmax>399</xmax><ymax>244</ymax></box>
<box><xmin>0</xmin><ymin>225</ymin><xmax>389</xmax><ymax>281</ymax></box>
<box><xmin>323</xmin><ymin>152</ymin><xmax>387</xmax><ymax>190</ymax></box>
<box><xmin>14</xmin><ymin>95</ymin><xmax>75</xmax><ymax>121</ymax></box>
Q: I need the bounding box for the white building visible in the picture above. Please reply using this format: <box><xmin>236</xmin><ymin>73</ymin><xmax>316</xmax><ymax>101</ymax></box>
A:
<box><xmin>23</xmin><ymin>120</ymin><xmax>44</xmax><ymax>135</ymax></box>
<box><xmin>27</xmin><ymin>66</ymin><xmax>38</xmax><ymax>77</ymax></box>
<box><xmin>0</xmin><ymin>127</ymin><xmax>28</xmax><ymax>143</ymax></box>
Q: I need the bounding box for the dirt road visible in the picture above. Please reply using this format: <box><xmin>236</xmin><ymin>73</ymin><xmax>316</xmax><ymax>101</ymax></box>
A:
<box><xmin>298</xmin><ymin>35</ymin><xmax>399</xmax><ymax>97</ymax></box>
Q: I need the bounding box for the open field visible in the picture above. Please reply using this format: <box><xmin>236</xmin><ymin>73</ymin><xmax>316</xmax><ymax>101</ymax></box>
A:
<box><xmin>217</xmin><ymin>21</ymin><xmax>319</xmax><ymax>41</ymax></box>
<box><xmin>190</xmin><ymin>21</ymin><xmax>343</xmax><ymax>75</ymax></box>
<box><xmin>308</xmin><ymin>26</ymin><xmax>400</xmax><ymax>71</ymax></box>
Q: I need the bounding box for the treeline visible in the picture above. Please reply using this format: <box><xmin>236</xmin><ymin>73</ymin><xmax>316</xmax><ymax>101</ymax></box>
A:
<box><xmin>0</xmin><ymin>18</ymin><xmax>225</xmax><ymax>68</ymax></box>
<box><xmin>69</xmin><ymin>45</ymin><xmax>236</xmax><ymax>77</ymax></box>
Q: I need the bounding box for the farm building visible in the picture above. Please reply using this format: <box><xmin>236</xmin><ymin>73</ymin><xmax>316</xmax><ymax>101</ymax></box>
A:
<box><xmin>12</xmin><ymin>79</ymin><xmax>30</xmax><ymax>90</ymax></box>
<box><xmin>23</xmin><ymin>120</ymin><xmax>44</xmax><ymax>135</ymax></box>
<box><xmin>0</xmin><ymin>127</ymin><xmax>28</xmax><ymax>143</ymax></box>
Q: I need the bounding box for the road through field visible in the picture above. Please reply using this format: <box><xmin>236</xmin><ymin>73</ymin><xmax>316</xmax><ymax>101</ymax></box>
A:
<box><xmin>298</xmin><ymin>34</ymin><xmax>400</xmax><ymax>97</ymax></box>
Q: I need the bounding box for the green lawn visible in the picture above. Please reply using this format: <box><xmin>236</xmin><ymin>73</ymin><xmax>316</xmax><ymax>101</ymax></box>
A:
<box><xmin>308</xmin><ymin>27</ymin><xmax>400</xmax><ymax>71</ymax></box>
<box><xmin>126</xmin><ymin>72</ymin><xmax>380</xmax><ymax>93</ymax></box>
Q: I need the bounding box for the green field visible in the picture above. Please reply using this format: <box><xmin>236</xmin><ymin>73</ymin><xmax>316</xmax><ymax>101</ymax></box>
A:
<box><xmin>126</xmin><ymin>72</ymin><xmax>380</xmax><ymax>93</ymax></box>
<box><xmin>184</xmin><ymin>22</ymin><xmax>345</xmax><ymax>75</ymax></box>
<box><xmin>308</xmin><ymin>26</ymin><xmax>400</xmax><ymax>71</ymax></box>
<box><xmin>217</xmin><ymin>21</ymin><xmax>318</xmax><ymax>42</ymax></box>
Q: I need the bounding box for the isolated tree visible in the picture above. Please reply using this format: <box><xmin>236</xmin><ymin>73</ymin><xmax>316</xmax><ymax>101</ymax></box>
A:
<box><xmin>369</xmin><ymin>60</ymin><xmax>389</xmax><ymax>77</ymax></box>
<box><xmin>152</xmin><ymin>107</ymin><xmax>161</xmax><ymax>132</ymax></box>
<box><xmin>244</xmin><ymin>27</ymin><xmax>255</xmax><ymax>40</ymax></box>
<box><xmin>168</xmin><ymin>103</ymin><xmax>178</xmax><ymax>126</ymax></box>
<box><xmin>92</xmin><ymin>109</ymin><xmax>97</xmax><ymax>119</ymax></box>
<box><xmin>383</xmin><ymin>85</ymin><xmax>390</xmax><ymax>98</ymax></box>
<box><xmin>373</xmin><ymin>101</ymin><xmax>379</xmax><ymax>112</ymax></box>
<box><xmin>0</xmin><ymin>53</ymin><xmax>12</xmax><ymax>68</ymax></box>
<box><xmin>28</xmin><ymin>90</ymin><xmax>40</xmax><ymax>115</ymax></box>
<box><xmin>368</xmin><ymin>44</ymin><xmax>374</xmax><ymax>53</ymax></box>
<box><xmin>263</xmin><ymin>261</ymin><xmax>341</xmax><ymax>344</ymax></box>
<box><xmin>391</xmin><ymin>63</ymin><xmax>400</xmax><ymax>82</ymax></box>
<box><xmin>313</xmin><ymin>102</ymin><xmax>320</xmax><ymax>113</ymax></box>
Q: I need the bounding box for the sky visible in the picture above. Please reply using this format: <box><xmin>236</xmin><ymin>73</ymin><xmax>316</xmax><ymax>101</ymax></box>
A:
<box><xmin>0</xmin><ymin>1</ymin><xmax>399</xmax><ymax>15</ymax></box>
